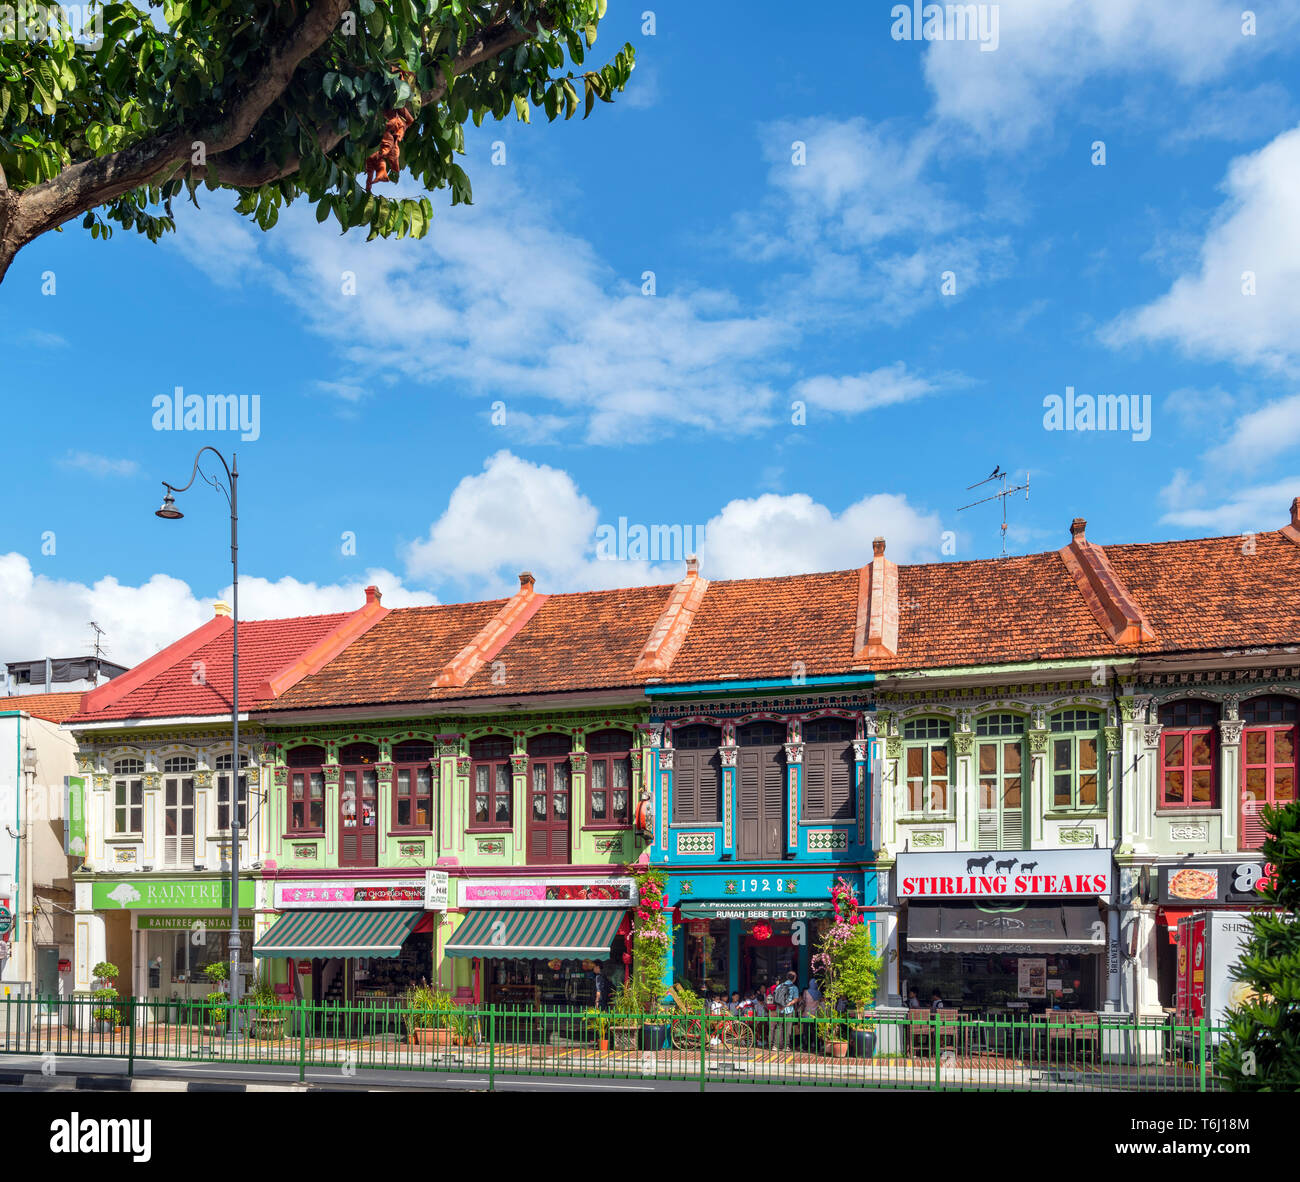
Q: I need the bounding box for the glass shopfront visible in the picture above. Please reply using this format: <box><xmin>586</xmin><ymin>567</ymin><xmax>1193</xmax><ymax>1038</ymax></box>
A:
<box><xmin>137</xmin><ymin>915</ymin><xmax>255</xmax><ymax>1000</ymax></box>
<box><xmin>900</xmin><ymin>949</ymin><xmax>1101</xmax><ymax>1012</ymax></box>
<box><xmin>682</xmin><ymin>917</ymin><xmax>836</xmax><ymax>997</ymax></box>
<box><xmin>485</xmin><ymin>954</ymin><xmax>624</xmax><ymax>1009</ymax></box>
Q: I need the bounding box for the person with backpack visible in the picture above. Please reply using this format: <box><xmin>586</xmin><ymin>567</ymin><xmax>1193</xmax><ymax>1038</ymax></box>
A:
<box><xmin>769</xmin><ymin>971</ymin><xmax>800</xmax><ymax>1050</ymax></box>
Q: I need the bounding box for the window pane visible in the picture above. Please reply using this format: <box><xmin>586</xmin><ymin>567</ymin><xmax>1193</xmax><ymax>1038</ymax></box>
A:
<box><xmin>979</xmin><ymin>779</ymin><xmax>996</xmax><ymax>810</ymax></box>
<box><xmin>1276</xmin><ymin>730</ymin><xmax>1295</xmax><ymax>764</ymax></box>
<box><xmin>533</xmin><ymin>794</ymin><xmax>546</xmax><ymax>820</ymax></box>
<box><xmin>495</xmin><ymin>764</ymin><xmax>511</xmax><ymax>795</ymax></box>
<box><xmin>591</xmin><ymin>790</ymin><xmax>607</xmax><ymax>818</ymax></box>
<box><xmin>1191</xmin><ymin>771</ymin><xmax>1213</xmax><ymax>803</ymax></box>
<box><xmin>533</xmin><ymin>765</ymin><xmax>546</xmax><ymax>794</ymax></box>
<box><xmin>310</xmin><ymin>772</ymin><xmax>324</xmax><ymax>800</ymax></box>
<box><xmin>398</xmin><ymin>769</ymin><xmax>411</xmax><ymax>796</ymax></box>
<box><xmin>1163</xmin><ymin>771</ymin><xmax>1185</xmax><ymax>806</ymax></box>
<box><xmin>1245</xmin><ymin>767</ymin><xmax>1267</xmax><ymax>800</ymax></box>
<box><xmin>1163</xmin><ymin>734</ymin><xmax>1184</xmax><ymax>767</ymax></box>
<box><xmin>553</xmin><ymin>793</ymin><xmax>568</xmax><ymax>817</ymax></box>
<box><xmin>591</xmin><ymin>761</ymin><xmax>606</xmax><ymax>791</ymax></box>
<box><xmin>553</xmin><ymin>763</ymin><xmax>570</xmax><ymax>792</ymax></box>
<box><xmin>362</xmin><ymin>770</ymin><xmax>377</xmax><ymax>798</ymax></box>
<box><xmin>906</xmin><ymin>748</ymin><xmax>924</xmax><ymax>777</ymax></box>
<box><xmin>930</xmin><ymin>747</ymin><xmax>947</xmax><ymax>778</ymax></box>
<box><xmin>1190</xmin><ymin>734</ymin><xmax>1212</xmax><ymax>765</ymax></box>
<box><xmin>613</xmin><ymin>758</ymin><xmax>630</xmax><ymax>788</ymax></box>
<box><xmin>1004</xmin><ymin>743</ymin><xmax>1021</xmax><ymax>773</ymax></box>
<box><xmin>115</xmin><ymin>783</ymin><xmax>126</xmax><ymax>806</ymax></box>
<box><xmin>132</xmin><ymin>806</ymin><xmax>143</xmax><ymax>831</ymax></box>
<box><xmin>613</xmin><ymin>790</ymin><xmax>629</xmax><ymax>821</ymax></box>
<box><xmin>398</xmin><ymin>799</ymin><xmax>411</xmax><ymax>826</ymax></box>
<box><xmin>1078</xmin><ymin>774</ymin><xmax>1098</xmax><ymax>807</ymax></box>
<box><xmin>475</xmin><ymin>795</ymin><xmax>489</xmax><ymax>823</ymax></box>
<box><xmin>1274</xmin><ymin>768</ymin><xmax>1295</xmax><ymax>802</ymax></box>
<box><xmin>415</xmin><ymin>801</ymin><xmax>430</xmax><ymax>827</ymax></box>
<box><xmin>417</xmin><ymin>768</ymin><xmax>432</xmax><ymax>794</ymax></box>
<box><xmin>1078</xmin><ymin>738</ymin><xmax>1098</xmax><ymax>772</ymax></box>
<box><xmin>930</xmin><ymin>780</ymin><xmax>948</xmax><ymax>811</ymax></box>
<box><xmin>292</xmin><ymin>802</ymin><xmax>304</xmax><ymax>828</ymax></box>
<box><xmin>476</xmin><ymin>765</ymin><xmax>488</xmax><ymax>793</ymax></box>
<box><xmin>907</xmin><ymin>780</ymin><xmax>924</xmax><ymax>812</ymax></box>
<box><xmin>978</xmin><ymin>744</ymin><xmax>997</xmax><ymax>775</ymax></box>
<box><xmin>1005</xmin><ymin>778</ymin><xmax>1021</xmax><ymax>808</ymax></box>
<box><xmin>1245</xmin><ymin>732</ymin><xmax>1268</xmax><ymax>763</ymax></box>
<box><xmin>1054</xmin><ymin>774</ymin><xmax>1072</xmax><ymax>808</ymax></box>
<box><xmin>309</xmin><ymin>801</ymin><xmax>323</xmax><ymax>829</ymax></box>
<box><xmin>1053</xmin><ymin>740</ymin><xmax>1071</xmax><ymax>772</ymax></box>
<box><xmin>495</xmin><ymin>795</ymin><xmax>511</xmax><ymax>823</ymax></box>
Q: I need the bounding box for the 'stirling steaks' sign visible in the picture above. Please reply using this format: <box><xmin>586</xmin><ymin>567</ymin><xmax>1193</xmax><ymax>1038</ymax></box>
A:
<box><xmin>895</xmin><ymin>850</ymin><xmax>1112</xmax><ymax>899</ymax></box>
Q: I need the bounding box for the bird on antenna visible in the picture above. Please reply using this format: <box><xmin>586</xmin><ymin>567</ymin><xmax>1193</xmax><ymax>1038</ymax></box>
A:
<box><xmin>988</xmin><ymin>465</ymin><xmax>1004</xmax><ymax>480</ymax></box>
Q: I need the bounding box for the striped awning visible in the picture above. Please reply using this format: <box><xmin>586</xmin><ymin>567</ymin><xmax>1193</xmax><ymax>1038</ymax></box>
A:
<box><xmin>253</xmin><ymin>908</ymin><xmax>423</xmax><ymax>959</ymax></box>
<box><xmin>443</xmin><ymin>908</ymin><xmax>626</xmax><ymax>958</ymax></box>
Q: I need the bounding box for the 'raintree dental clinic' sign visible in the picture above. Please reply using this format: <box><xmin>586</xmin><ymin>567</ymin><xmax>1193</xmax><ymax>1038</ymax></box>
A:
<box><xmin>92</xmin><ymin>880</ymin><xmax>255</xmax><ymax>910</ymax></box>
<box><xmin>895</xmin><ymin>850</ymin><xmax>1112</xmax><ymax>899</ymax></box>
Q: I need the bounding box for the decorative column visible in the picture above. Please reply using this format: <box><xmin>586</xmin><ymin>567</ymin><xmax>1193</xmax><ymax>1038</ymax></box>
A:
<box><xmin>569</xmin><ymin>750</ymin><xmax>587</xmax><ymax>860</ymax></box>
<box><xmin>1026</xmin><ymin>713</ymin><xmax>1049</xmax><ymax>847</ymax></box>
<box><xmin>853</xmin><ymin>735</ymin><xmax>871</xmax><ymax>849</ymax></box>
<box><xmin>1219</xmin><ymin>696</ymin><xmax>1243</xmax><ymax>850</ymax></box>
<box><xmin>719</xmin><ymin>743</ymin><xmax>737</xmax><ymax>856</ymax></box>
<box><xmin>953</xmin><ymin>709</ymin><xmax>974</xmax><ymax>849</ymax></box>
<box><xmin>1103</xmin><ymin>724</ymin><xmax>1121</xmax><ymax>847</ymax></box>
<box><xmin>783</xmin><ymin>741</ymin><xmax>803</xmax><ymax>855</ymax></box>
<box><xmin>1139</xmin><ymin>722</ymin><xmax>1163</xmax><ymax>849</ymax></box>
<box><xmin>510</xmin><ymin>753</ymin><xmax>529</xmax><ymax>856</ymax></box>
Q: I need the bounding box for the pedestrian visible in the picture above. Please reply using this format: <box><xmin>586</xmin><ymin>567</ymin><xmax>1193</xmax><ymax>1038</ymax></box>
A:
<box><xmin>769</xmin><ymin>971</ymin><xmax>800</xmax><ymax>1051</ymax></box>
<box><xmin>592</xmin><ymin>964</ymin><xmax>610</xmax><ymax>1010</ymax></box>
<box><xmin>907</xmin><ymin>989</ymin><xmax>921</xmax><ymax>1009</ymax></box>
<box><xmin>930</xmin><ymin>988</ymin><xmax>943</xmax><ymax>1012</ymax></box>
<box><xmin>801</xmin><ymin>976</ymin><xmax>823</xmax><ymax>1050</ymax></box>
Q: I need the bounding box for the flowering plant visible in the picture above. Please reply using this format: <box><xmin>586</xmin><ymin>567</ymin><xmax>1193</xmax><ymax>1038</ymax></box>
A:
<box><xmin>811</xmin><ymin>878</ymin><xmax>882</xmax><ymax>1036</ymax></box>
<box><xmin>629</xmin><ymin>867</ymin><xmax>673</xmax><ymax>1013</ymax></box>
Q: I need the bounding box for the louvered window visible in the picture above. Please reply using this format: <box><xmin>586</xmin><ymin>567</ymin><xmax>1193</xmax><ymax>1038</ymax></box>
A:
<box><xmin>736</xmin><ymin>721</ymin><xmax>785</xmax><ymax>860</ymax></box>
<box><xmin>1240</xmin><ymin>696</ymin><xmax>1297</xmax><ymax>850</ymax></box>
<box><xmin>163</xmin><ymin>775</ymin><xmax>195</xmax><ymax>865</ymax></box>
<box><xmin>671</xmin><ymin>724</ymin><xmax>721</xmax><ymax>824</ymax></box>
<box><xmin>801</xmin><ymin>716</ymin><xmax>855</xmax><ymax>822</ymax></box>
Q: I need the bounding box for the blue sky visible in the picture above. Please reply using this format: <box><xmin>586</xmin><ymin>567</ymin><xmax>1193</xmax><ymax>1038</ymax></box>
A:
<box><xmin>3</xmin><ymin>0</ymin><xmax>1300</xmax><ymax>667</ymax></box>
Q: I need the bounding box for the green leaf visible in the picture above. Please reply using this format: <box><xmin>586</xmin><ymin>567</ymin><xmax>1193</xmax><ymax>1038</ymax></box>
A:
<box><xmin>585</xmin><ymin>23</ymin><xmax>598</xmax><ymax>47</ymax></box>
<box><xmin>323</xmin><ymin>71</ymin><xmax>339</xmax><ymax>99</ymax></box>
<box><xmin>544</xmin><ymin>84</ymin><xmax>558</xmax><ymax>121</ymax></box>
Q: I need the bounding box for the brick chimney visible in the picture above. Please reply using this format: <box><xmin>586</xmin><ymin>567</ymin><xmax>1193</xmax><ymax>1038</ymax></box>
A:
<box><xmin>213</xmin><ymin>601</ymin><xmax>231</xmax><ymax>617</ymax></box>
<box><xmin>519</xmin><ymin>571</ymin><xmax>536</xmax><ymax>591</ymax></box>
<box><xmin>634</xmin><ymin>556</ymin><xmax>709</xmax><ymax>675</ymax></box>
<box><xmin>365</xmin><ymin>585</ymin><xmax>382</xmax><ymax>606</ymax></box>
<box><xmin>1283</xmin><ymin>497</ymin><xmax>1300</xmax><ymax>546</ymax></box>
<box><xmin>854</xmin><ymin>537</ymin><xmax>898</xmax><ymax>660</ymax></box>
<box><xmin>433</xmin><ymin>572</ymin><xmax>547</xmax><ymax>689</ymax></box>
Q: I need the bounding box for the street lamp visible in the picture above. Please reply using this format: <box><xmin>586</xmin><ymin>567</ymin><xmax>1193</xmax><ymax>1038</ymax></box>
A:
<box><xmin>155</xmin><ymin>448</ymin><xmax>242</xmax><ymax>1034</ymax></box>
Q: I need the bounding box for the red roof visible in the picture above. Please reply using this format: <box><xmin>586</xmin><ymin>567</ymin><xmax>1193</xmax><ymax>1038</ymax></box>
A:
<box><xmin>0</xmin><ymin>691</ymin><xmax>87</xmax><ymax>723</ymax></box>
<box><xmin>63</xmin><ymin>522</ymin><xmax>1300</xmax><ymax>724</ymax></box>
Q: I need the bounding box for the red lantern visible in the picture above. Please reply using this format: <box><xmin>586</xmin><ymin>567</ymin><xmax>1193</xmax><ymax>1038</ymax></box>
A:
<box><xmin>752</xmin><ymin>923</ymin><xmax>773</xmax><ymax>942</ymax></box>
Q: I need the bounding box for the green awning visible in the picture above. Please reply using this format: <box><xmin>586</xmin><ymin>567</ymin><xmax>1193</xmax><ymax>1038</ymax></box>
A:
<box><xmin>444</xmin><ymin>908</ymin><xmax>626</xmax><ymax>958</ymax></box>
<box><xmin>253</xmin><ymin>909</ymin><xmax>422</xmax><ymax>959</ymax></box>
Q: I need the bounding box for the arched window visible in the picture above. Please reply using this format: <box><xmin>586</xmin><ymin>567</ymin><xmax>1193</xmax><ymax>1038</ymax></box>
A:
<box><xmin>1048</xmin><ymin>709</ymin><xmax>1104</xmax><ymax>811</ymax></box>
<box><xmin>392</xmin><ymin>740</ymin><xmax>435</xmax><ymax>831</ymax></box>
<box><xmin>585</xmin><ymin>729</ymin><xmax>633</xmax><ymax>827</ymax></box>
<box><xmin>974</xmin><ymin>714</ymin><xmax>1026</xmax><ymax>849</ymax></box>
<box><xmin>801</xmin><ymin>716</ymin><xmax>855</xmax><ymax>822</ymax></box>
<box><xmin>214</xmin><ymin>752</ymin><xmax>250</xmax><ymax>831</ymax></box>
<box><xmin>470</xmin><ymin>734</ymin><xmax>513</xmax><ymax>828</ymax></box>
<box><xmin>162</xmin><ymin>755</ymin><xmax>196</xmax><ymax>773</ymax></box>
<box><xmin>902</xmin><ymin>717</ymin><xmax>951</xmax><ymax>817</ymax></box>
<box><xmin>1158</xmin><ymin>699</ymin><xmax>1219</xmax><ymax>809</ymax></box>
<box><xmin>1240</xmin><ymin>696</ymin><xmax>1298</xmax><ymax>849</ymax></box>
<box><xmin>671</xmin><ymin>724</ymin><xmax>721</xmax><ymax>825</ymax></box>
<box><xmin>112</xmin><ymin>759</ymin><xmax>144</xmax><ymax>835</ymax></box>
<box><xmin>286</xmin><ymin>745</ymin><xmax>325</xmax><ymax>834</ymax></box>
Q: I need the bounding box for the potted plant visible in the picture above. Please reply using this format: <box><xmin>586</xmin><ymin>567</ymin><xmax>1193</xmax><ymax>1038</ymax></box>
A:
<box><xmin>404</xmin><ymin>980</ymin><xmax>460</xmax><ymax>1048</ymax></box>
<box><xmin>817</xmin><ymin>980</ymin><xmax>850</xmax><ymax>1059</ymax></box>
<box><xmin>91</xmin><ymin>961</ymin><xmax>119</xmax><ymax>1033</ymax></box>
<box><xmin>247</xmin><ymin>978</ymin><xmax>286</xmax><ymax>1040</ymax></box>
<box><xmin>630</xmin><ymin>867</ymin><xmax>673</xmax><ymax>1048</ymax></box>
<box><xmin>611</xmin><ymin>981</ymin><xmax>641</xmax><ymax>1051</ymax></box>
<box><xmin>202</xmin><ymin>961</ymin><xmax>230</xmax><ymax>1033</ymax></box>
<box><xmin>812</xmin><ymin>877</ymin><xmax>884</xmax><ymax>1060</ymax></box>
<box><xmin>583</xmin><ymin>1007</ymin><xmax>611</xmax><ymax>1053</ymax></box>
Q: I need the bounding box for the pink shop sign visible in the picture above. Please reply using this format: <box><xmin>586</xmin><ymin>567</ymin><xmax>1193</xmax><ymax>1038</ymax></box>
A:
<box><xmin>462</xmin><ymin>883</ymin><xmax>546</xmax><ymax>903</ymax></box>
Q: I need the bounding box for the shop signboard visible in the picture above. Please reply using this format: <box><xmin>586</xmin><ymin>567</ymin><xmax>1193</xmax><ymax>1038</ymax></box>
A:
<box><xmin>666</xmin><ymin>869</ymin><xmax>873</xmax><ymax>907</ymax></box>
<box><xmin>91</xmin><ymin>879</ymin><xmax>254</xmax><ymax>910</ymax></box>
<box><xmin>64</xmin><ymin>775</ymin><xmax>86</xmax><ymax>857</ymax></box>
<box><xmin>425</xmin><ymin>869</ymin><xmax>449</xmax><ymax>910</ymax></box>
<box><xmin>136</xmin><ymin>914</ymin><xmax>254</xmax><ymax>930</ymax></box>
<box><xmin>895</xmin><ymin>850</ymin><xmax>1111</xmax><ymax>899</ymax></box>
<box><xmin>906</xmin><ymin>902</ymin><xmax>1105</xmax><ymax>954</ymax></box>
<box><xmin>680</xmin><ymin>900</ymin><xmax>833</xmax><ymax>921</ymax></box>
<box><xmin>1158</xmin><ymin>860</ymin><xmax>1277</xmax><ymax>906</ymax></box>
<box><xmin>275</xmin><ymin>877</ymin><xmax>430</xmax><ymax>908</ymax></box>
<box><xmin>0</xmin><ymin>905</ymin><xmax>11</xmax><ymax>935</ymax></box>
<box><xmin>459</xmin><ymin>877</ymin><xmax>637</xmax><ymax>907</ymax></box>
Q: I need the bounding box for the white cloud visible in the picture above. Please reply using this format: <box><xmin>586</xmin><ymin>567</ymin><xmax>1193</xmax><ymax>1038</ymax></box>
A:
<box><xmin>0</xmin><ymin>554</ymin><xmax>436</xmax><ymax>669</ymax></box>
<box><xmin>792</xmin><ymin>363</ymin><xmax>949</xmax><ymax>415</ymax></box>
<box><xmin>1158</xmin><ymin>475</ymin><xmax>1300</xmax><ymax>532</ymax></box>
<box><xmin>57</xmin><ymin>451</ymin><xmax>140</xmax><ymax>477</ymax></box>
<box><xmin>1163</xmin><ymin>82</ymin><xmax>1298</xmax><ymax>149</ymax></box>
<box><xmin>1202</xmin><ymin>392</ymin><xmax>1300</xmax><ymax>469</ymax></box>
<box><xmin>1103</xmin><ymin>125</ymin><xmax>1300</xmax><ymax>372</ymax></box>
<box><xmin>699</xmin><ymin>492</ymin><xmax>945</xmax><ymax>578</ymax></box>
<box><xmin>918</xmin><ymin>0</ymin><xmax>1292</xmax><ymax>149</ymax></box>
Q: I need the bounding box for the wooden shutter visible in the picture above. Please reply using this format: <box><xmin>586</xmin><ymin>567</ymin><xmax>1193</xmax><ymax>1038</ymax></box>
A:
<box><xmin>673</xmin><ymin>750</ymin><xmax>698</xmax><ymax>823</ymax></box>
<box><xmin>698</xmin><ymin>750</ymin><xmax>720</xmax><ymax>823</ymax></box>
<box><xmin>738</xmin><ymin>749</ymin><xmax>761</xmax><ymax>855</ymax></box>
<box><xmin>803</xmin><ymin>746</ymin><xmax>827</xmax><ymax>819</ymax></box>
<box><xmin>762</xmin><ymin>748</ymin><xmax>784</xmax><ymax>856</ymax></box>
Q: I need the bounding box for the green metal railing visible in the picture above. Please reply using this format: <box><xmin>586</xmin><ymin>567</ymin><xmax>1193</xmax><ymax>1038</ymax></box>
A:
<box><xmin>0</xmin><ymin>997</ymin><xmax>1231</xmax><ymax>1092</ymax></box>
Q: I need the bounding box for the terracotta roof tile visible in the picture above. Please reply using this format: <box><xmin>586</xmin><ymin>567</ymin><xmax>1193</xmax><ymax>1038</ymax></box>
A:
<box><xmin>0</xmin><ymin>691</ymin><xmax>87</xmax><ymax>723</ymax></box>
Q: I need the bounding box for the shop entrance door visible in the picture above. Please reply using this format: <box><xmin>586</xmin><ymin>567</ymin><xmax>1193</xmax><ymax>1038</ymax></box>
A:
<box><xmin>36</xmin><ymin>946</ymin><xmax>59</xmax><ymax>1009</ymax></box>
<box><xmin>737</xmin><ymin>722</ymin><xmax>786</xmax><ymax>861</ymax></box>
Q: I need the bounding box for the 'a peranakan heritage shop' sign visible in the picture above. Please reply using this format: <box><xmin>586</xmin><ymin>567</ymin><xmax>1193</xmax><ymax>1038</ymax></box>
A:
<box><xmin>92</xmin><ymin>879</ymin><xmax>255</xmax><ymax>910</ymax></box>
<box><xmin>679</xmin><ymin>901</ymin><xmax>833</xmax><ymax>921</ymax></box>
<box><xmin>895</xmin><ymin>850</ymin><xmax>1112</xmax><ymax>899</ymax></box>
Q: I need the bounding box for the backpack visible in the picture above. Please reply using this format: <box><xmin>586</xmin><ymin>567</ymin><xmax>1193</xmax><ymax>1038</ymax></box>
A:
<box><xmin>774</xmin><ymin>981</ymin><xmax>798</xmax><ymax>1010</ymax></box>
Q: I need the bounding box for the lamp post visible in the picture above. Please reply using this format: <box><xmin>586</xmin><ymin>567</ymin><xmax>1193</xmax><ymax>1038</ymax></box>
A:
<box><xmin>155</xmin><ymin>448</ymin><xmax>242</xmax><ymax>1033</ymax></box>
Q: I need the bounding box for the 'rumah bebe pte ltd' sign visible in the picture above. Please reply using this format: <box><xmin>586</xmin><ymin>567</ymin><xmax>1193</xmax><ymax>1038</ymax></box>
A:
<box><xmin>895</xmin><ymin>850</ymin><xmax>1112</xmax><ymax>899</ymax></box>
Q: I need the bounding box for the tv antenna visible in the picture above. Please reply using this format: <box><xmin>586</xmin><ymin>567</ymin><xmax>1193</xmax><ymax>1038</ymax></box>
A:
<box><xmin>958</xmin><ymin>466</ymin><xmax>1030</xmax><ymax>557</ymax></box>
<box><xmin>88</xmin><ymin>620</ymin><xmax>106</xmax><ymax>686</ymax></box>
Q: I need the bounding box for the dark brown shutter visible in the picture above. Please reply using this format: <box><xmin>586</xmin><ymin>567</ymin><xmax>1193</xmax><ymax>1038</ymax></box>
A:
<box><xmin>673</xmin><ymin>750</ymin><xmax>697</xmax><ymax>823</ymax></box>
<box><xmin>738</xmin><ymin>750</ymin><xmax>761</xmax><ymax>854</ymax></box>
<box><xmin>829</xmin><ymin>746</ymin><xmax>853</xmax><ymax>820</ymax></box>
<box><xmin>803</xmin><ymin>746</ymin><xmax>828</xmax><ymax>819</ymax></box>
